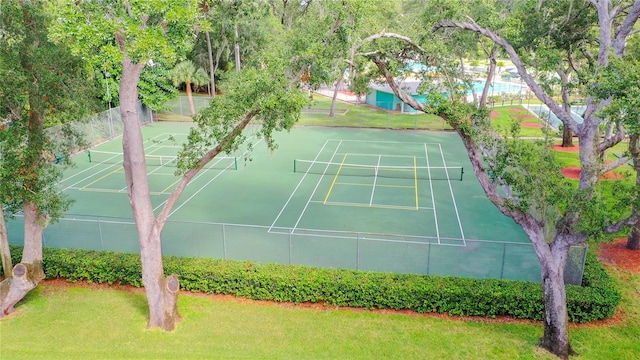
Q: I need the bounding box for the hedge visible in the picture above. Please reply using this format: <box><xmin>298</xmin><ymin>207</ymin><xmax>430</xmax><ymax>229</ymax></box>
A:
<box><xmin>4</xmin><ymin>245</ymin><xmax>620</xmax><ymax>322</ymax></box>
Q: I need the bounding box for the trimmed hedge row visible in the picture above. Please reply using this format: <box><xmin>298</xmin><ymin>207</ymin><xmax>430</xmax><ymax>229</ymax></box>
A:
<box><xmin>5</xmin><ymin>245</ymin><xmax>620</xmax><ymax>322</ymax></box>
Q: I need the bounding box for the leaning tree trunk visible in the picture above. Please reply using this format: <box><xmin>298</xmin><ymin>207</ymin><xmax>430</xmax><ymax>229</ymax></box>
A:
<box><xmin>539</xmin><ymin>240</ymin><xmax>574</xmax><ymax>359</ymax></box>
<box><xmin>120</xmin><ymin>55</ymin><xmax>180</xmax><ymax>331</ymax></box>
<box><xmin>0</xmin><ymin>202</ymin><xmax>46</xmax><ymax>317</ymax></box>
<box><xmin>0</xmin><ymin>205</ymin><xmax>12</xmax><ymax>278</ymax></box>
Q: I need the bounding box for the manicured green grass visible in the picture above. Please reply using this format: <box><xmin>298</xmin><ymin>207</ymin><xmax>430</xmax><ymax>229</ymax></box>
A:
<box><xmin>489</xmin><ymin>105</ymin><xmax>559</xmax><ymax>138</ymax></box>
<box><xmin>298</xmin><ymin>96</ymin><xmax>451</xmax><ymax>130</ymax></box>
<box><xmin>0</xmin><ymin>263</ymin><xmax>638</xmax><ymax>359</ymax></box>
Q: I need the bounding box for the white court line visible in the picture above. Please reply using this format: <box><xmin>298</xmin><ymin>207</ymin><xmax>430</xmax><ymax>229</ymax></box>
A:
<box><xmin>61</xmin><ymin>133</ymin><xmax>178</xmax><ymax>188</ymax></box>
<box><xmin>308</xmin><ymin>199</ymin><xmax>433</xmax><ymax>210</ymax></box>
<box><xmin>289</xmin><ymin>141</ymin><xmax>344</xmax><ymax>232</ymax></box>
<box><xmin>163</xmin><ymin>138</ymin><xmax>262</xmax><ymax>216</ymax></box>
<box><xmin>327</xmin><ymin>139</ymin><xmax>444</xmax><ymax>145</ymax></box>
<box><xmin>424</xmin><ymin>144</ymin><xmax>441</xmax><ymax>244</ymax></box>
<box><xmin>369</xmin><ymin>155</ymin><xmax>381</xmax><ymax>206</ymax></box>
<box><xmin>269</xmin><ymin>139</ymin><xmax>334</xmax><ymax>231</ymax></box>
<box><xmin>439</xmin><ymin>143</ymin><xmax>465</xmax><ymax>245</ymax></box>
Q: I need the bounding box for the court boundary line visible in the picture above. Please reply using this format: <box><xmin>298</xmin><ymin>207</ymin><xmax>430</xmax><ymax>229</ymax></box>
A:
<box><xmin>424</xmin><ymin>144</ymin><xmax>441</xmax><ymax>244</ymax></box>
<box><xmin>289</xmin><ymin>140</ymin><xmax>344</xmax><ymax>232</ymax></box>
<box><xmin>268</xmin><ymin>139</ymin><xmax>334</xmax><ymax>232</ymax></box>
<box><xmin>164</xmin><ymin>137</ymin><xmax>262</xmax><ymax>216</ymax></box>
<box><xmin>439</xmin><ymin>143</ymin><xmax>466</xmax><ymax>245</ymax></box>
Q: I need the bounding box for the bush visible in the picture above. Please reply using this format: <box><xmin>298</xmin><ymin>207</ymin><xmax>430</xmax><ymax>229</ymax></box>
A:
<box><xmin>3</xmin><ymin>245</ymin><xmax>619</xmax><ymax>322</ymax></box>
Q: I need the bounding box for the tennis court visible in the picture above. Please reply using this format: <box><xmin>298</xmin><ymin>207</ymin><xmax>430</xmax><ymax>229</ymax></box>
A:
<box><xmin>7</xmin><ymin>122</ymin><xmax>586</xmax><ymax>283</ymax></box>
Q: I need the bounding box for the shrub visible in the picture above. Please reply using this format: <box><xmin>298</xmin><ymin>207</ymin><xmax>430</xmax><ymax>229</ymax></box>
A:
<box><xmin>3</xmin><ymin>245</ymin><xmax>619</xmax><ymax>322</ymax></box>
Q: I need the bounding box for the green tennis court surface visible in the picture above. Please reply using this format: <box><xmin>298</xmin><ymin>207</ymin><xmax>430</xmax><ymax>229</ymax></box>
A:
<box><xmin>7</xmin><ymin>122</ymin><xmax>586</xmax><ymax>283</ymax></box>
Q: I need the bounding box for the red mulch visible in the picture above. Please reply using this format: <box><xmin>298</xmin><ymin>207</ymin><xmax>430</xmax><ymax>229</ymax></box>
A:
<box><xmin>599</xmin><ymin>238</ymin><xmax>640</xmax><ymax>273</ymax></box>
<box><xmin>561</xmin><ymin>166</ymin><xmax>624</xmax><ymax>180</ymax></box>
<box><xmin>490</xmin><ymin>111</ymin><xmax>499</xmax><ymax>118</ymax></box>
<box><xmin>553</xmin><ymin>145</ymin><xmax>580</xmax><ymax>152</ymax></box>
<box><xmin>520</xmin><ymin>122</ymin><xmax>544</xmax><ymax>128</ymax></box>
<box><xmin>508</xmin><ymin>107</ymin><xmax>526</xmax><ymax>112</ymax></box>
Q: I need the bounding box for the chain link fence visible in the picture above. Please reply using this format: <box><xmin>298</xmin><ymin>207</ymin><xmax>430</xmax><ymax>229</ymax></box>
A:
<box><xmin>6</xmin><ymin>214</ymin><xmax>587</xmax><ymax>285</ymax></box>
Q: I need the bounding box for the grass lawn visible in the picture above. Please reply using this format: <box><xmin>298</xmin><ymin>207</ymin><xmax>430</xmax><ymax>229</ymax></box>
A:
<box><xmin>0</xmin><ymin>259</ymin><xmax>638</xmax><ymax>359</ymax></box>
<box><xmin>292</xmin><ymin>96</ymin><xmax>450</xmax><ymax>130</ymax></box>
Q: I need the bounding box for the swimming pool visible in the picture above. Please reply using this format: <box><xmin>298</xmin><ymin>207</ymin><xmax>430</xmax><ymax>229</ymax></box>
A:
<box><xmin>471</xmin><ymin>81</ymin><xmax>526</xmax><ymax>95</ymax></box>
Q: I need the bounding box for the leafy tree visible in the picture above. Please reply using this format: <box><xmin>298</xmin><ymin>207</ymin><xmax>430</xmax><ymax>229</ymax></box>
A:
<box><xmin>169</xmin><ymin>60</ymin><xmax>209</xmax><ymax>116</ymax></box>
<box><xmin>354</xmin><ymin>0</ymin><xmax>640</xmax><ymax>357</ymax></box>
<box><xmin>0</xmin><ymin>0</ymin><xmax>98</xmax><ymax>315</ymax></box>
<box><xmin>51</xmin><ymin>0</ymin><xmax>201</xmax><ymax>331</ymax></box>
<box><xmin>52</xmin><ymin>0</ymin><xmax>309</xmax><ymax>332</ymax></box>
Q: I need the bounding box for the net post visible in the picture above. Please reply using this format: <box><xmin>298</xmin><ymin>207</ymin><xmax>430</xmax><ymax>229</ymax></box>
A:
<box><xmin>460</xmin><ymin>167</ymin><xmax>464</xmax><ymax>181</ymax></box>
<box><xmin>234</xmin><ymin>157</ymin><xmax>238</xmax><ymax>170</ymax></box>
<box><xmin>88</xmin><ymin>151</ymin><xmax>92</xmax><ymax>163</ymax></box>
<box><xmin>293</xmin><ymin>159</ymin><xmax>296</xmax><ymax>173</ymax></box>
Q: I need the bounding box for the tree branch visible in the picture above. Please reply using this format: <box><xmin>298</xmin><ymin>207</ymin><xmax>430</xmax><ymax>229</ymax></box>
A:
<box><xmin>612</xmin><ymin>0</ymin><xmax>640</xmax><ymax>56</ymax></box>
<box><xmin>434</xmin><ymin>20</ymin><xmax>581</xmax><ymax>135</ymax></box>
<box><xmin>155</xmin><ymin>110</ymin><xmax>259</xmax><ymax>226</ymax></box>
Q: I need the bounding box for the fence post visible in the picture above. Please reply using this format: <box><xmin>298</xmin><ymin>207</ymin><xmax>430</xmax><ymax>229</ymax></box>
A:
<box><xmin>426</xmin><ymin>241</ymin><xmax>431</xmax><ymax>274</ymax></box>
<box><xmin>500</xmin><ymin>243</ymin><xmax>507</xmax><ymax>279</ymax></box>
<box><xmin>222</xmin><ymin>223</ymin><xmax>227</xmax><ymax>259</ymax></box>
<box><xmin>356</xmin><ymin>233</ymin><xmax>360</xmax><ymax>270</ymax></box>
<box><xmin>98</xmin><ymin>217</ymin><xmax>105</xmax><ymax>251</ymax></box>
<box><xmin>289</xmin><ymin>228</ymin><xmax>293</xmax><ymax>264</ymax></box>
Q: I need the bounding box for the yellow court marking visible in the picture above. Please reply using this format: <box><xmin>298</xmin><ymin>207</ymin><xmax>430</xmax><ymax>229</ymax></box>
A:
<box><xmin>78</xmin><ymin>187</ymin><xmax>167</xmax><ymax>195</ymax></box>
<box><xmin>414</xmin><ymin>156</ymin><xmax>419</xmax><ymax>209</ymax></box>
<box><xmin>335</xmin><ymin>181</ymin><xmax>414</xmax><ymax>189</ymax></box>
<box><xmin>323</xmin><ymin>201</ymin><xmax>418</xmax><ymax>211</ymax></box>
<box><xmin>323</xmin><ymin>153</ymin><xmax>348</xmax><ymax>204</ymax></box>
<box><xmin>80</xmin><ymin>167</ymin><xmax>122</xmax><ymax>190</ymax></box>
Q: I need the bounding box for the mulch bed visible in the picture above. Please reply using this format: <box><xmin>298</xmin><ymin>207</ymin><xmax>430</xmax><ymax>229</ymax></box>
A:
<box><xmin>560</xmin><ymin>166</ymin><xmax>623</xmax><ymax>180</ymax></box>
<box><xmin>553</xmin><ymin>145</ymin><xmax>580</xmax><ymax>152</ymax></box>
<box><xmin>520</xmin><ymin>122</ymin><xmax>544</xmax><ymax>128</ymax></box>
<box><xmin>490</xmin><ymin>111</ymin><xmax>499</xmax><ymax>118</ymax></box>
<box><xmin>599</xmin><ymin>238</ymin><xmax>640</xmax><ymax>273</ymax></box>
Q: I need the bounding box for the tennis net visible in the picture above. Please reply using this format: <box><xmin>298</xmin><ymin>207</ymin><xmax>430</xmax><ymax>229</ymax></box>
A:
<box><xmin>87</xmin><ymin>150</ymin><xmax>238</xmax><ymax>170</ymax></box>
<box><xmin>293</xmin><ymin>159</ymin><xmax>463</xmax><ymax>181</ymax></box>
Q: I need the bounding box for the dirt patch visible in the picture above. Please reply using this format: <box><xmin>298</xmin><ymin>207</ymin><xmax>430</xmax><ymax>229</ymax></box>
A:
<box><xmin>520</xmin><ymin>122</ymin><xmax>544</xmax><ymax>128</ymax></box>
<box><xmin>553</xmin><ymin>145</ymin><xmax>579</xmax><ymax>152</ymax></box>
<box><xmin>561</xmin><ymin>166</ymin><xmax>623</xmax><ymax>180</ymax></box>
<box><xmin>508</xmin><ymin>107</ymin><xmax>526</xmax><ymax>112</ymax></box>
<box><xmin>490</xmin><ymin>111</ymin><xmax>499</xmax><ymax>118</ymax></box>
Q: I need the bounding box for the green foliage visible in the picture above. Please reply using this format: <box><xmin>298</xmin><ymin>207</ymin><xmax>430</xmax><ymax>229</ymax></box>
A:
<box><xmin>0</xmin><ymin>0</ymin><xmax>98</xmax><ymax>220</ymax></box>
<box><xmin>138</xmin><ymin>64</ymin><xmax>178</xmax><ymax>111</ymax></box>
<box><xmin>8</xmin><ymin>245</ymin><xmax>618</xmax><ymax>323</ymax></box>
<box><xmin>177</xmin><ymin>67</ymin><xmax>310</xmax><ymax>171</ymax></box>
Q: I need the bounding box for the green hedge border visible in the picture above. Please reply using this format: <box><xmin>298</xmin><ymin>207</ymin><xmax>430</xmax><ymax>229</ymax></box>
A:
<box><xmin>5</xmin><ymin>245</ymin><xmax>619</xmax><ymax>322</ymax></box>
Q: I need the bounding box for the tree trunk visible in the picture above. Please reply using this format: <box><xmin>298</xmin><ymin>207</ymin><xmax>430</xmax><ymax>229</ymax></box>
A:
<box><xmin>480</xmin><ymin>55</ymin><xmax>497</xmax><ymax>107</ymax></box>
<box><xmin>329</xmin><ymin>73</ymin><xmax>344</xmax><ymax>118</ymax></box>
<box><xmin>559</xmin><ymin>72</ymin><xmax>574</xmax><ymax>147</ymax></box>
<box><xmin>0</xmin><ymin>202</ymin><xmax>46</xmax><ymax>317</ymax></box>
<box><xmin>539</xmin><ymin>242</ymin><xmax>574</xmax><ymax>359</ymax></box>
<box><xmin>629</xmin><ymin>134</ymin><xmax>640</xmax><ymax>250</ymax></box>
<box><xmin>627</xmin><ymin>225</ymin><xmax>640</xmax><ymax>250</ymax></box>
<box><xmin>205</xmin><ymin>31</ymin><xmax>215</xmax><ymax>96</ymax></box>
<box><xmin>120</xmin><ymin>56</ymin><xmax>180</xmax><ymax>331</ymax></box>
<box><xmin>186</xmin><ymin>80</ymin><xmax>196</xmax><ymax>116</ymax></box>
<box><xmin>0</xmin><ymin>206</ymin><xmax>12</xmax><ymax>278</ymax></box>
<box><xmin>561</xmin><ymin>126</ymin><xmax>574</xmax><ymax>147</ymax></box>
<box><xmin>234</xmin><ymin>24</ymin><xmax>241</xmax><ymax>73</ymax></box>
